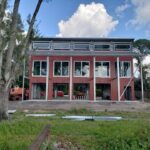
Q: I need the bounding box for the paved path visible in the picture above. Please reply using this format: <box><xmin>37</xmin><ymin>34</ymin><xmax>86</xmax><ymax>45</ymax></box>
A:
<box><xmin>8</xmin><ymin>100</ymin><xmax>150</xmax><ymax>112</ymax></box>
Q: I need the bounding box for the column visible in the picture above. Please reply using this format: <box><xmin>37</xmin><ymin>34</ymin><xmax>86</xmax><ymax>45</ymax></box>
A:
<box><xmin>93</xmin><ymin>57</ymin><xmax>96</xmax><ymax>101</ymax></box>
<box><xmin>70</xmin><ymin>56</ymin><xmax>73</xmax><ymax>100</ymax></box>
<box><xmin>117</xmin><ymin>57</ymin><xmax>120</xmax><ymax>101</ymax></box>
<box><xmin>46</xmin><ymin>56</ymin><xmax>49</xmax><ymax>101</ymax></box>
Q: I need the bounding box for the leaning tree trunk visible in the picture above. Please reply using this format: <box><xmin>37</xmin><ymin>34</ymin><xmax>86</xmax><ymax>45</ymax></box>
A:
<box><xmin>21</xmin><ymin>0</ymin><xmax>43</xmax><ymax>56</ymax></box>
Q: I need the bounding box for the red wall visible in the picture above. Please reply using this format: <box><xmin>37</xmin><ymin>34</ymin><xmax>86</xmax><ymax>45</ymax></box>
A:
<box><xmin>29</xmin><ymin>55</ymin><xmax>135</xmax><ymax>101</ymax></box>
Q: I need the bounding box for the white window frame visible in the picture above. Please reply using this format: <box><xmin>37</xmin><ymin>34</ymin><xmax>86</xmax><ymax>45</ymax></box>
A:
<box><xmin>120</xmin><ymin>61</ymin><xmax>131</xmax><ymax>78</ymax></box>
<box><xmin>95</xmin><ymin>61</ymin><xmax>110</xmax><ymax>78</ymax></box>
<box><xmin>114</xmin><ymin>43</ymin><xmax>131</xmax><ymax>51</ymax></box>
<box><xmin>32</xmin><ymin>41</ymin><xmax>50</xmax><ymax>50</ymax></box>
<box><xmin>53</xmin><ymin>61</ymin><xmax>69</xmax><ymax>77</ymax></box>
<box><xmin>74</xmin><ymin>61</ymin><xmax>90</xmax><ymax>77</ymax></box>
<box><xmin>32</xmin><ymin>60</ymin><xmax>47</xmax><ymax>77</ymax></box>
<box><xmin>94</xmin><ymin>42</ymin><xmax>111</xmax><ymax>51</ymax></box>
<box><xmin>73</xmin><ymin>42</ymin><xmax>90</xmax><ymax>50</ymax></box>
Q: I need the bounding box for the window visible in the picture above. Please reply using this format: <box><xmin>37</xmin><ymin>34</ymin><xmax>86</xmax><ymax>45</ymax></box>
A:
<box><xmin>53</xmin><ymin>43</ymin><xmax>70</xmax><ymax>50</ymax></box>
<box><xmin>95</xmin><ymin>62</ymin><xmax>110</xmax><ymax>77</ymax></box>
<box><xmin>33</xmin><ymin>61</ymin><xmax>47</xmax><ymax>76</ymax></box>
<box><xmin>115</xmin><ymin>44</ymin><xmax>130</xmax><ymax>51</ymax></box>
<box><xmin>54</xmin><ymin>61</ymin><xmax>69</xmax><ymax>76</ymax></box>
<box><xmin>74</xmin><ymin>43</ymin><xmax>89</xmax><ymax>50</ymax></box>
<box><xmin>94</xmin><ymin>44</ymin><xmax>110</xmax><ymax>51</ymax></box>
<box><xmin>115</xmin><ymin>61</ymin><xmax>131</xmax><ymax>77</ymax></box>
<box><xmin>33</xmin><ymin>42</ymin><xmax>50</xmax><ymax>50</ymax></box>
<box><xmin>74</xmin><ymin>61</ymin><xmax>89</xmax><ymax>77</ymax></box>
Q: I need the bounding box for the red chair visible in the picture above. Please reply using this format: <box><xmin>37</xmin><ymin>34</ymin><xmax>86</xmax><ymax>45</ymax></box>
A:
<box><xmin>57</xmin><ymin>91</ymin><xmax>64</xmax><ymax>97</ymax></box>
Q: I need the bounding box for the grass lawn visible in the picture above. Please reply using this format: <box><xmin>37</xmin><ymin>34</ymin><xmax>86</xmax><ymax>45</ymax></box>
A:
<box><xmin>0</xmin><ymin>108</ymin><xmax>150</xmax><ymax>150</ymax></box>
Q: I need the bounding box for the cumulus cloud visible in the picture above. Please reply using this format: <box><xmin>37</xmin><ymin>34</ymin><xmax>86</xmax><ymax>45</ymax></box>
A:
<box><xmin>127</xmin><ymin>0</ymin><xmax>150</xmax><ymax>32</ymax></box>
<box><xmin>56</xmin><ymin>2</ymin><xmax>118</xmax><ymax>37</ymax></box>
<box><xmin>115</xmin><ymin>3</ymin><xmax>130</xmax><ymax>17</ymax></box>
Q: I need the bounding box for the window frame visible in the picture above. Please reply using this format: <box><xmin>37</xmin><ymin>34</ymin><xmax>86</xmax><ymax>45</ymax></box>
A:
<box><xmin>74</xmin><ymin>61</ymin><xmax>90</xmax><ymax>77</ymax></box>
<box><xmin>95</xmin><ymin>61</ymin><xmax>110</xmax><ymax>78</ymax></box>
<box><xmin>32</xmin><ymin>60</ymin><xmax>47</xmax><ymax>77</ymax></box>
<box><xmin>53</xmin><ymin>61</ymin><xmax>69</xmax><ymax>77</ymax></box>
<box><xmin>94</xmin><ymin>42</ymin><xmax>111</xmax><ymax>51</ymax></box>
<box><xmin>32</xmin><ymin>42</ymin><xmax>50</xmax><ymax>50</ymax></box>
<box><xmin>120</xmin><ymin>61</ymin><xmax>131</xmax><ymax>78</ymax></box>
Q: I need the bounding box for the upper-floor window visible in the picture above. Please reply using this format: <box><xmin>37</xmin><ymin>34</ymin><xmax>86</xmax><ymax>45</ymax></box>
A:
<box><xmin>74</xmin><ymin>43</ymin><xmax>89</xmax><ymax>50</ymax></box>
<box><xmin>115</xmin><ymin>61</ymin><xmax>131</xmax><ymax>77</ymax></box>
<box><xmin>74</xmin><ymin>61</ymin><xmax>89</xmax><ymax>77</ymax></box>
<box><xmin>94</xmin><ymin>44</ymin><xmax>110</xmax><ymax>51</ymax></box>
<box><xmin>115</xmin><ymin>44</ymin><xmax>131</xmax><ymax>51</ymax></box>
<box><xmin>32</xmin><ymin>61</ymin><xmax>47</xmax><ymax>76</ymax></box>
<box><xmin>33</xmin><ymin>42</ymin><xmax>50</xmax><ymax>50</ymax></box>
<box><xmin>54</xmin><ymin>61</ymin><xmax>69</xmax><ymax>76</ymax></box>
<box><xmin>53</xmin><ymin>43</ymin><xmax>70</xmax><ymax>50</ymax></box>
<box><xmin>95</xmin><ymin>61</ymin><xmax>110</xmax><ymax>77</ymax></box>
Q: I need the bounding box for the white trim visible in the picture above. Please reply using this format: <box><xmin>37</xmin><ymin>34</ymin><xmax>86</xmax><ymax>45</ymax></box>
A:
<box><xmin>32</xmin><ymin>60</ymin><xmax>47</xmax><ymax>77</ymax></box>
<box><xmin>93</xmin><ymin>57</ymin><xmax>96</xmax><ymax>101</ymax></box>
<box><xmin>46</xmin><ymin>57</ymin><xmax>49</xmax><ymax>101</ymax></box>
<box><xmin>53</xmin><ymin>61</ymin><xmax>69</xmax><ymax>77</ymax></box>
<box><xmin>117</xmin><ymin>57</ymin><xmax>120</xmax><ymax>101</ymax></box>
<box><xmin>95</xmin><ymin>61</ymin><xmax>111</xmax><ymax>78</ymax></box>
<box><xmin>70</xmin><ymin>57</ymin><xmax>73</xmax><ymax>101</ymax></box>
<box><xmin>74</xmin><ymin>61</ymin><xmax>90</xmax><ymax>77</ymax></box>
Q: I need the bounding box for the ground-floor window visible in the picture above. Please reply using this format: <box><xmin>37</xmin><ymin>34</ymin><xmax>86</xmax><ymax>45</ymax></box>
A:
<box><xmin>32</xmin><ymin>83</ymin><xmax>46</xmax><ymax>99</ymax></box>
<box><xmin>74</xmin><ymin>84</ymin><xmax>89</xmax><ymax>100</ymax></box>
<box><xmin>53</xmin><ymin>83</ymin><xmax>69</xmax><ymax>100</ymax></box>
<box><xmin>96</xmin><ymin>84</ymin><xmax>111</xmax><ymax>100</ymax></box>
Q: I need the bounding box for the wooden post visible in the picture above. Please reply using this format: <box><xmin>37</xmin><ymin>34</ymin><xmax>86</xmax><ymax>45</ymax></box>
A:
<box><xmin>28</xmin><ymin>124</ymin><xmax>50</xmax><ymax>150</ymax></box>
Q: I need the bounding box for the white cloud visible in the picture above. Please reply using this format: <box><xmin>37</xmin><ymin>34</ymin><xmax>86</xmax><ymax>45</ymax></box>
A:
<box><xmin>57</xmin><ymin>2</ymin><xmax>118</xmax><ymax>37</ymax></box>
<box><xmin>127</xmin><ymin>0</ymin><xmax>150</xmax><ymax>32</ymax></box>
<box><xmin>115</xmin><ymin>3</ymin><xmax>130</xmax><ymax>16</ymax></box>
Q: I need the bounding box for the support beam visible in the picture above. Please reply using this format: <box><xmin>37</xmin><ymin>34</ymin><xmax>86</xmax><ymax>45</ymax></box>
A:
<box><xmin>70</xmin><ymin>56</ymin><xmax>72</xmax><ymax>100</ymax></box>
<box><xmin>93</xmin><ymin>57</ymin><xmax>96</xmax><ymax>101</ymax></box>
<box><xmin>22</xmin><ymin>59</ymin><xmax>25</xmax><ymax>101</ymax></box>
<box><xmin>140</xmin><ymin>60</ymin><xmax>144</xmax><ymax>102</ymax></box>
<box><xmin>46</xmin><ymin>56</ymin><xmax>49</xmax><ymax>101</ymax></box>
<box><xmin>117</xmin><ymin>57</ymin><xmax>120</xmax><ymax>101</ymax></box>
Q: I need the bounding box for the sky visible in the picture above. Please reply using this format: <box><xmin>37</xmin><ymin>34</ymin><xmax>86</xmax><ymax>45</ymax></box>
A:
<box><xmin>8</xmin><ymin>0</ymin><xmax>150</xmax><ymax>40</ymax></box>
<box><xmin>8</xmin><ymin>0</ymin><xmax>150</xmax><ymax>65</ymax></box>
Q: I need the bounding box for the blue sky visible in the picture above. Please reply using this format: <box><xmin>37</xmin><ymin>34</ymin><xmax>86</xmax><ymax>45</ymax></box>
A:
<box><xmin>8</xmin><ymin>0</ymin><xmax>150</xmax><ymax>39</ymax></box>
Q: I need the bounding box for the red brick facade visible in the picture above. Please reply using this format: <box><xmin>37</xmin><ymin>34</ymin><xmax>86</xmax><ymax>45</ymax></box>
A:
<box><xmin>29</xmin><ymin>55</ymin><xmax>135</xmax><ymax>101</ymax></box>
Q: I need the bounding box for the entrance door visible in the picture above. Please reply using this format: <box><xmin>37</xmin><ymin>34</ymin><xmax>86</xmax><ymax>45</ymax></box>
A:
<box><xmin>124</xmin><ymin>86</ymin><xmax>132</xmax><ymax>100</ymax></box>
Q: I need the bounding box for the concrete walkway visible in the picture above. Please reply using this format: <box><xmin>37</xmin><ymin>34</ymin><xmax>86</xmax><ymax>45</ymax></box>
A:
<box><xmin>8</xmin><ymin>100</ymin><xmax>150</xmax><ymax>112</ymax></box>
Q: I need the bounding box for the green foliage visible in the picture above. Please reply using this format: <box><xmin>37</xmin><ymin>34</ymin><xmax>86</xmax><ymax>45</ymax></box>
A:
<box><xmin>0</xmin><ymin>111</ymin><xmax>150</xmax><ymax>150</ymax></box>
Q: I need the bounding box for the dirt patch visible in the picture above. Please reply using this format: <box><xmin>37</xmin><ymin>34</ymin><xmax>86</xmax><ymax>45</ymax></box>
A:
<box><xmin>8</xmin><ymin>100</ymin><xmax>150</xmax><ymax>112</ymax></box>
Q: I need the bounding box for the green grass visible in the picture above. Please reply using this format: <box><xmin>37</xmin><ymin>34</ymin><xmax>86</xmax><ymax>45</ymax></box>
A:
<box><xmin>0</xmin><ymin>109</ymin><xmax>150</xmax><ymax>150</ymax></box>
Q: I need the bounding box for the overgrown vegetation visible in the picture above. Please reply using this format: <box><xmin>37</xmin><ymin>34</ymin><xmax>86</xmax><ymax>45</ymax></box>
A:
<box><xmin>0</xmin><ymin>109</ymin><xmax>150</xmax><ymax>150</ymax></box>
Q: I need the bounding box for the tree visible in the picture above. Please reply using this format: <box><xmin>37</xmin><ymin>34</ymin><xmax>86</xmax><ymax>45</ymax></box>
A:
<box><xmin>0</xmin><ymin>0</ymin><xmax>44</xmax><ymax>120</ymax></box>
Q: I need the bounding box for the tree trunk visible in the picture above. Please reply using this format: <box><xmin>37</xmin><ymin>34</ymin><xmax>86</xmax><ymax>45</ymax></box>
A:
<box><xmin>4</xmin><ymin>0</ymin><xmax>20</xmax><ymax>82</ymax></box>
<box><xmin>0</xmin><ymin>84</ymin><xmax>9</xmax><ymax>120</ymax></box>
<box><xmin>21</xmin><ymin>0</ymin><xmax>43</xmax><ymax>56</ymax></box>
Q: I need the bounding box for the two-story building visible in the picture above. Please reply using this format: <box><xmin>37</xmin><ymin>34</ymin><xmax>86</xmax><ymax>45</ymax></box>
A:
<box><xmin>29</xmin><ymin>37</ymin><xmax>139</xmax><ymax>101</ymax></box>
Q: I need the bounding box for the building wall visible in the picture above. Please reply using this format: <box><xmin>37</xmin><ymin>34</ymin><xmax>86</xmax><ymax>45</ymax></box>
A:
<box><xmin>29</xmin><ymin>55</ymin><xmax>135</xmax><ymax>101</ymax></box>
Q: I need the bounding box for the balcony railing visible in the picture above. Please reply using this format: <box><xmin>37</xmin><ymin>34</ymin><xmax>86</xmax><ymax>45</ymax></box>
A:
<box><xmin>32</xmin><ymin>41</ymin><xmax>132</xmax><ymax>52</ymax></box>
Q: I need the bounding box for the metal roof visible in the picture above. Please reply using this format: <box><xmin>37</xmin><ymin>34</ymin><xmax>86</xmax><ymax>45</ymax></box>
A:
<box><xmin>32</xmin><ymin>37</ymin><xmax>134</xmax><ymax>43</ymax></box>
